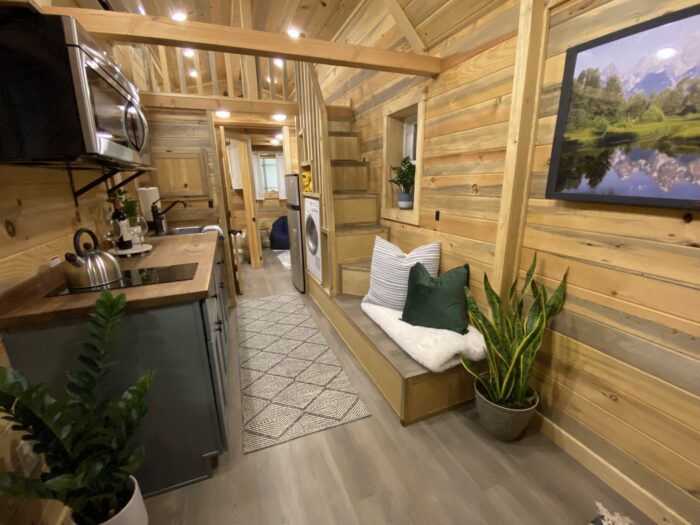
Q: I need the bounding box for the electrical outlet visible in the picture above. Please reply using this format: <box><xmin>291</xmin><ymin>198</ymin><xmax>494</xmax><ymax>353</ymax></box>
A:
<box><xmin>16</xmin><ymin>440</ymin><xmax>39</xmax><ymax>476</ymax></box>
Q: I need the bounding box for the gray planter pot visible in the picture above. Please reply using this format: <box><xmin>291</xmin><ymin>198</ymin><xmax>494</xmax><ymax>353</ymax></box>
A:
<box><xmin>397</xmin><ymin>192</ymin><xmax>413</xmax><ymax>209</ymax></box>
<box><xmin>473</xmin><ymin>380</ymin><xmax>539</xmax><ymax>442</ymax></box>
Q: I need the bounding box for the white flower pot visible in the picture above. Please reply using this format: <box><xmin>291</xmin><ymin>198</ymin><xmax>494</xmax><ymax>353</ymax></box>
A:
<box><xmin>71</xmin><ymin>477</ymin><xmax>148</xmax><ymax>525</ymax></box>
<box><xmin>101</xmin><ymin>477</ymin><xmax>148</xmax><ymax>525</ymax></box>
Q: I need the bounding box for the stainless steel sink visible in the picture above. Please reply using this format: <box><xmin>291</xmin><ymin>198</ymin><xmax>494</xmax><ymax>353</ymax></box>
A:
<box><xmin>163</xmin><ymin>226</ymin><xmax>205</xmax><ymax>236</ymax></box>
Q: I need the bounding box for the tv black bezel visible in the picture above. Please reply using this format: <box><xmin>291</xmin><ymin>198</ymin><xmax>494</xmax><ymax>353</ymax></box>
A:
<box><xmin>545</xmin><ymin>3</ymin><xmax>700</xmax><ymax>210</ymax></box>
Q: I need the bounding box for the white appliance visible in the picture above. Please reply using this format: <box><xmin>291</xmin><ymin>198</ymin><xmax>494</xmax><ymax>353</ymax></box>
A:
<box><xmin>286</xmin><ymin>175</ymin><xmax>305</xmax><ymax>293</ymax></box>
<box><xmin>304</xmin><ymin>197</ymin><xmax>322</xmax><ymax>283</ymax></box>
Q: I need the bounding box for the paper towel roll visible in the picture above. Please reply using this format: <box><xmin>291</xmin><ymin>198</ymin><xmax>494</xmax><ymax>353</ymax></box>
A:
<box><xmin>137</xmin><ymin>187</ymin><xmax>161</xmax><ymax>221</ymax></box>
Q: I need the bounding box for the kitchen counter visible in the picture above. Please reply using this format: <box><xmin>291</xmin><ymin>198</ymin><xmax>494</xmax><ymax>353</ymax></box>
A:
<box><xmin>0</xmin><ymin>232</ymin><xmax>219</xmax><ymax>329</ymax></box>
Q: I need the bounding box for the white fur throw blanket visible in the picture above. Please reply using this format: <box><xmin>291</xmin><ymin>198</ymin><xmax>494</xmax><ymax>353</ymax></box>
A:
<box><xmin>360</xmin><ymin>301</ymin><xmax>487</xmax><ymax>373</ymax></box>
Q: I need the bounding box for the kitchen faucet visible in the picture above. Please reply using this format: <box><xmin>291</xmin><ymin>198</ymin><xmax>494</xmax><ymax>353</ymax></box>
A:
<box><xmin>151</xmin><ymin>199</ymin><xmax>187</xmax><ymax>236</ymax></box>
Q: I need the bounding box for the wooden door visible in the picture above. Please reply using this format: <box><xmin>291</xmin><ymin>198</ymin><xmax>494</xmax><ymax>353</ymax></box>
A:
<box><xmin>220</xmin><ymin>132</ymin><xmax>263</xmax><ymax>269</ymax></box>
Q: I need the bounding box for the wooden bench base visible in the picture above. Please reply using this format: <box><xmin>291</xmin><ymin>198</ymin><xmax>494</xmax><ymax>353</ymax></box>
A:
<box><xmin>308</xmin><ymin>279</ymin><xmax>474</xmax><ymax>425</ymax></box>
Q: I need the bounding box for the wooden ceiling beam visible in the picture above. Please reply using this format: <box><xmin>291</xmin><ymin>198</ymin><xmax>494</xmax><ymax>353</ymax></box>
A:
<box><xmin>140</xmin><ymin>92</ymin><xmax>353</xmax><ymax>119</ymax></box>
<box><xmin>41</xmin><ymin>6</ymin><xmax>442</xmax><ymax>76</ymax></box>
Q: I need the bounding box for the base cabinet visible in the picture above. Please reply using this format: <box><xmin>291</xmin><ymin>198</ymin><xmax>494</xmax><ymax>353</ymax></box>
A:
<box><xmin>0</xmin><ymin>247</ymin><xmax>234</xmax><ymax>496</ymax></box>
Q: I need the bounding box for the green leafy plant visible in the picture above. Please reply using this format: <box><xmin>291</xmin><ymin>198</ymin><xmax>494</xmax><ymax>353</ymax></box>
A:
<box><xmin>389</xmin><ymin>156</ymin><xmax>416</xmax><ymax>194</ymax></box>
<box><xmin>461</xmin><ymin>254</ymin><xmax>567</xmax><ymax>409</ymax></box>
<box><xmin>112</xmin><ymin>189</ymin><xmax>138</xmax><ymax>219</ymax></box>
<box><xmin>0</xmin><ymin>291</ymin><xmax>155</xmax><ymax>525</ymax></box>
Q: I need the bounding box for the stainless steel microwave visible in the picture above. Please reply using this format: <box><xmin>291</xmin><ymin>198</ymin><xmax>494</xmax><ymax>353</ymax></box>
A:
<box><xmin>0</xmin><ymin>8</ymin><xmax>150</xmax><ymax>169</ymax></box>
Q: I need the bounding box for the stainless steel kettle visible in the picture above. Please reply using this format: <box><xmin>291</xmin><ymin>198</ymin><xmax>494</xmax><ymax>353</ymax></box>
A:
<box><xmin>64</xmin><ymin>228</ymin><xmax>122</xmax><ymax>290</ymax></box>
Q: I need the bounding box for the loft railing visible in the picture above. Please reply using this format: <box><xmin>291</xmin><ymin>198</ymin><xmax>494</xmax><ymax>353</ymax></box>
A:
<box><xmin>295</xmin><ymin>60</ymin><xmax>337</xmax><ymax>295</ymax></box>
<box><xmin>113</xmin><ymin>44</ymin><xmax>295</xmax><ymax>100</ymax></box>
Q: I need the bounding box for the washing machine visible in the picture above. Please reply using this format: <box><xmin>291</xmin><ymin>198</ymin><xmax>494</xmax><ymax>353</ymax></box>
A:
<box><xmin>304</xmin><ymin>197</ymin><xmax>322</xmax><ymax>283</ymax></box>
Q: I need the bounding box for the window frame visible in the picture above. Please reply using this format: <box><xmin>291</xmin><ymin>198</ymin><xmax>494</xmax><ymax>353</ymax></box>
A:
<box><xmin>381</xmin><ymin>87</ymin><xmax>426</xmax><ymax>226</ymax></box>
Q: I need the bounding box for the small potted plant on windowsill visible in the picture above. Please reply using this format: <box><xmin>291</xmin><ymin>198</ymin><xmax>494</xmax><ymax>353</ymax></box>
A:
<box><xmin>0</xmin><ymin>291</ymin><xmax>155</xmax><ymax>525</ymax></box>
<box><xmin>461</xmin><ymin>255</ymin><xmax>567</xmax><ymax>441</ymax></box>
<box><xmin>390</xmin><ymin>156</ymin><xmax>416</xmax><ymax>210</ymax></box>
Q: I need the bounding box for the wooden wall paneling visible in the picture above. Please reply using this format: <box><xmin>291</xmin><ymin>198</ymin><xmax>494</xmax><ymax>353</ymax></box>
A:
<box><xmin>532</xmin><ymin>369</ymin><xmax>700</xmax><ymax>506</ymax></box>
<box><xmin>534</xmin><ymin>413</ymin><xmax>694</xmax><ymax>525</ymax></box>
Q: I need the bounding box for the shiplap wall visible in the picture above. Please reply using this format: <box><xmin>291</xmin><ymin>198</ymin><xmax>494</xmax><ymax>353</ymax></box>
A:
<box><xmin>320</xmin><ymin>0</ymin><xmax>699</xmax><ymax>523</ymax></box>
<box><xmin>318</xmin><ymin>0</ymin><xmax>520</xmax><ymax>306</ymax></box>
<box><xmin>0</xmin><ymin>166</ymin><xmax>106</xmax><ymax>524</ymax></box>
<box><xmin>524</xmin><ymin>1</ymin><xmax>700</xmax><ymax>523</ymax></box>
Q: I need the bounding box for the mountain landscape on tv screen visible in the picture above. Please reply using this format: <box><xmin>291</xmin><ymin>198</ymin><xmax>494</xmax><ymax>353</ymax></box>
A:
<box><xmin>554</xmin><ymin>12</ymin><xmax>700</xmax><ymax>203</ymax></box>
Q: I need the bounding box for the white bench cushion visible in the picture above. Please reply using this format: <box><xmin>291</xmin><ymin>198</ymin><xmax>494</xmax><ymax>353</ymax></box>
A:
<box><xmin>361</xmin><ymin>301</ymin><xmax>486</xmax><ymax>373</ymax></box>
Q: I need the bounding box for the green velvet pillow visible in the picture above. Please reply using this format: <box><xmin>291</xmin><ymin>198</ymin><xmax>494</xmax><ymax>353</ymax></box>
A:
<box><xmin>401</xmin><ymin>263</ymin><xmax>470</xmax><ymax>334</ymax></box>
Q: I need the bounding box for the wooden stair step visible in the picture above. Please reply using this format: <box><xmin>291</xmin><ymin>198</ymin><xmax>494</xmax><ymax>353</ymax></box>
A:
<box><xmin>340</xmin><ymin>259</ymin><xmax>371</xmax><ymax>296</ymax></box>
<box><xmin>332</xmin><ymin>161</ymin><xmax>369</xmax><ymax>192</ymax></box>
<box><xmin>335</xmin><ymin>224</ymin><xmax>387</xmax><ymax>266</ymax></box>
<box><xmin>334</xmin><ymin>192</ymin><xmax>379</xmax><ymax>226</ymax></box>
<box><xmin>330</xmin><ymin>133</ymin><xmax>360</xmax><ymax>160</ymax></box>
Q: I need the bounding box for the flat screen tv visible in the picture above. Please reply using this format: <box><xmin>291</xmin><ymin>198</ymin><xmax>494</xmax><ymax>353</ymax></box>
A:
<box><xmin>546</xmin><ymin>5</ymin><xmax>700</xmax><ymax>210</ymax></box>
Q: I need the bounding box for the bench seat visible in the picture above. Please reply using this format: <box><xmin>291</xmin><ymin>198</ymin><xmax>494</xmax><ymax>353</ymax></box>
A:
<box><xmin>308</xmin><ymin>279</ymin><xmax>475</xmax><ymax>425</ymax></box>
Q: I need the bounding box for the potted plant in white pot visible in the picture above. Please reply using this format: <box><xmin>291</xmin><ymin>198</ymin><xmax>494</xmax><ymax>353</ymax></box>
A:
<box><xmin>390</xmin><ymin>156</ymin><xmax>415</xmax><ymax>209</ymax></box>
<box><xmin>461</xmin><ymin>255</ymin><xmax>567</xmax><ymax>441</ymax></box>
<box><xmin>0</xmin><ymin>291</ymin><xmax>155</xmax><ymax>525</ymax></box>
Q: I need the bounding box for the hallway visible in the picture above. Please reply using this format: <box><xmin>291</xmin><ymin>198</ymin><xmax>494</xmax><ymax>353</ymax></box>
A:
<box><xmin>145</xmin><ymin>252</ymin><xmax>650</xmax><ymax>525</ymax></box>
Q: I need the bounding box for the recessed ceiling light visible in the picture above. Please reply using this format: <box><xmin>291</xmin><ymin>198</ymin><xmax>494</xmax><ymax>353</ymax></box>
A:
<box><xmin>171</xmin><ymin>10</ymin><xmax>187</xmax><ymax>22</ymax></box>
<box><xmin>273</xmin><ymin>58</ymin><xmax>284</xmax><ymax>68</ymax></box>
<box><xmin>275</xmin><ymin>132</ymin><xmax>283</xmax><ymax>140</ymax></box>
<box><xmin>188</xmin><ymin>69</ymin><xmax>198</xmax><ymax>78</ymax></box>
<box><xmin>270</xmin><ymin>139</ymin><xmax>280</xmax><ymax>145</ymax></box>
<box><xmin>287</xmin><ymin>27</ymin><xmax>301</xmax><ymax>39</ymax></box>
<box><xmin>272</xmin><ymin>113</ymin><xmax>287</xmax><ymax>122</ymax></box>
<box><xmin>137</xmin><ymin>5</ymin><xmax>146</xmax><ymax>15</ymax></box>
<box><xmin>183</xmin><ymin>48</ymin><xmax>195</xmax><ymax>58</ymax></box>
<box><xmin>656</xmin><ymin>47</ymin><xmax>677</xmax><ymax>60</ymax></box>
<box><xmin>215</xmin><ymin>109</ymin><xmax>231</xmax><ymax>118</ymax></box>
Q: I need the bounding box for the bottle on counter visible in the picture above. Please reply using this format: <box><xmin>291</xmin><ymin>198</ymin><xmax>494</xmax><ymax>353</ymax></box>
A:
<box><xmin>112</xmin><ymin>198</ymin><xmax>133</xmax><ymax>250</ymax></box>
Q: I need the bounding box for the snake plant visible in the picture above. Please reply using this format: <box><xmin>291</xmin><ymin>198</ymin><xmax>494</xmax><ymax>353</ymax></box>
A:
<box><xmin>461</xmin><ymin>254</ymin><xmax>567</xmax><ymax>409</ymax></box>
<box><xmin>0</xmin><ymin>291</ymin><xmax>155</xmax><ymax>525</ymax></box>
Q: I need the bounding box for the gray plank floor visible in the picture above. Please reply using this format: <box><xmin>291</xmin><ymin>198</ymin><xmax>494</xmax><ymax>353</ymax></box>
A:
<box><xmin>145</xmin><ymin>250</ymin><xmax>651</xmax><ymax>525</ymax></box>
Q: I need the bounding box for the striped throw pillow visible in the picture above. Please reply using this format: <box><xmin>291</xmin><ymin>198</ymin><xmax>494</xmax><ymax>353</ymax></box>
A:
<box><xmin>364</xmin><ymin>236</ymin><xmax>440</xmax><ymax>311</ymax></box>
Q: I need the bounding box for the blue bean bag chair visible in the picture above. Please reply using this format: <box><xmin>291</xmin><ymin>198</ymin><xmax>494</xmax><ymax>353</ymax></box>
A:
<box><xmin>270</xmin><ymin>215</ymin><xmax>290</xmax><ymax>250</ymax></box>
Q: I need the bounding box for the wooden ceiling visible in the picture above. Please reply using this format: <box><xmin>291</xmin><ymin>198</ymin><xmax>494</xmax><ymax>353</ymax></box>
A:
<box><xmin>78</xmin><ymin>0</ymin><xmax>503</xmax><ymax>97</ymax></box>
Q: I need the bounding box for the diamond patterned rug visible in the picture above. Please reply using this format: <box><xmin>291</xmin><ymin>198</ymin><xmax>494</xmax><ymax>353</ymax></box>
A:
<box><xmin>237</xmin><ymin>293</ymin><xmax>371</xmax><ymax>453</ymax></box>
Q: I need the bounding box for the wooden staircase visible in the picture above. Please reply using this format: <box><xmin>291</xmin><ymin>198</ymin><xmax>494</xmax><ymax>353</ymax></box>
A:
<box><xmin>328</xmin><ymin>126</ymin><xmax>387</xmax><ymax>295</ymax></box>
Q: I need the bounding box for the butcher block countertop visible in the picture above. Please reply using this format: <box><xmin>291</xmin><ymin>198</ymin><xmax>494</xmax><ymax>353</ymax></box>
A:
<box><xmin>0</xmin><ymin>233</ymin><xmax>219</xmax><ymax>330</ymax></box>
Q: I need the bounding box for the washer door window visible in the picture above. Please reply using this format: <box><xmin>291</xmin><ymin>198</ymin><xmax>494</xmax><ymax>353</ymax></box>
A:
<box><xmin>305</xmin><ymin>214</ymin><xmax>319</xmax><ymax>255</ymax></box>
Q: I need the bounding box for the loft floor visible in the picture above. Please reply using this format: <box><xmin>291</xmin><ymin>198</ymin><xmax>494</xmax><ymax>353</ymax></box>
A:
<box><xmin>145</xmin><ymin>251</ymin><xmax>651</xmax><ymax>525</ymax></box>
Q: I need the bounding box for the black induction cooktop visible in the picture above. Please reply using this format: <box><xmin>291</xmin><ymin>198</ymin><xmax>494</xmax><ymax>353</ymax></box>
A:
<box><xmin>47</xmin><ymin>263</ymin><xmax>199</xmax><ymax>297</ymax></box>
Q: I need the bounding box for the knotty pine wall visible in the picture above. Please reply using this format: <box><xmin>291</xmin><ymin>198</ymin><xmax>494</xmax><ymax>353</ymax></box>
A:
<box><xmin>320</xmin><ymin>0</ymin><xmax>699</xmax><ymax>523</ymax></box>
<box><xmin>524</xmin><ymin>1</ymin><xmax>700</xmax><ymax>523</ymax></box>
<box><xmin>0</xmin><ymin>166</ymin><xmax>106</xmax><ymax>524</ymax></box>
<box><xmin>318</xmin><ymin>0</ymin><xmax>520</xmax><ymax>306</ymax></box>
